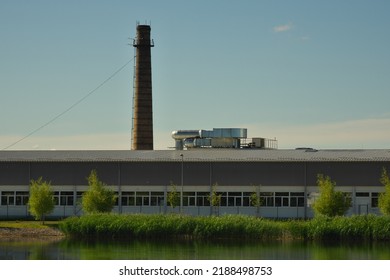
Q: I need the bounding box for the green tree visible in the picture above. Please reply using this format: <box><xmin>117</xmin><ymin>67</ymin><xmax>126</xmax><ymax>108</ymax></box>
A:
<box><xmin>167</xmin><ymin>183</ymin><xmax>180</xmax><ymax>209</ymax></box>
<box><xmin>250</xmin><ymin>185</ymin><xmax>262</xmax><ymax>217</ymax></box>
<box><xmin>82</xmin><ymin>170</ymin><xmax>116</xmax><ymax>214</ymax></box>
<box><xmin>28</xmin><ymin>177</ymin><xmax>55</xmax><ymax>224</ymax></box>
<box><xmin>378</xmin><ymin>168</ymin><xmax>390</xmax><ymax>215</ymax></box>
<box><xmin>208</xmin><ymin>183</ymin><xmax>222</xmax><ymax>216</ymax></box>
<box><xmin>312</xmin><ymin>174</ymin><xmax>351</xmax><ymax>217</ymax></box>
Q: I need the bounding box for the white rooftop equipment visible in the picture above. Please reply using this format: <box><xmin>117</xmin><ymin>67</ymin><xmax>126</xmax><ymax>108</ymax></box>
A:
<box><xmin>171</xmin><ymin>128</ymin><xmax>277</xmax><ymax>150</ymax></box>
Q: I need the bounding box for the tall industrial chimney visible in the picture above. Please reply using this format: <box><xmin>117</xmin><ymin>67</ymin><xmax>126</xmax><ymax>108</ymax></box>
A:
<box><xmin>131</xmin><ymin>24</ymin><xmax>154</xmax><ymax>150</ymax></box>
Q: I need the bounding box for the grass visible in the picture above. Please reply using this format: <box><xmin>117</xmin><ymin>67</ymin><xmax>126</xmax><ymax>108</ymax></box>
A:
<box><xmin>0</xmin><ymin>220</ymin><xmax>60</xmax><ymax>229</ymax></box>
<box><xmin>305</xmin><ymin>215</ymin><xmax>390</xmax><ymax>242</ymax></box>
<box><xmin>59</xmin><ymin>213</ymin><xmax>390</xmax><ymax>242</ymax></box>
<box><xmin>59</xmin><ymin>214</ymin><xmax>287</xmax><ymax>240</ymax></box>
<box><xmin>5</xmin><ymin>214</ymin><xmax>390</xmax><ymax>242</ymax></box>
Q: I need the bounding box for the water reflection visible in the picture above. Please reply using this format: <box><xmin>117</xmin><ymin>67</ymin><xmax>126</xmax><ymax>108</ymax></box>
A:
<box><xmin>1</xmin><ymin>239</ymin><xmax>390</xmax><ymax>260</ymax></box>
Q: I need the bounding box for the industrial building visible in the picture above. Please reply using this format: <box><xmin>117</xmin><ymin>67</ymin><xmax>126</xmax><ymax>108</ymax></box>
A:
<box><xmin>1</xmin><ymin>149</ymin><xmax>389</xmax><ymax>218</ymax></box>
<box><xmin>1</xmin><ymin>25</ymin><xmax>389</xmax><ymax>219</ymax></box>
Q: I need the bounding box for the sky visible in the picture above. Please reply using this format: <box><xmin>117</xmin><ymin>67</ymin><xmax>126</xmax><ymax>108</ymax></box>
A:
<box><xmin>1</xmin><ymin>0</ymin><xmax>390</xmax><ymax>150</ymax></box>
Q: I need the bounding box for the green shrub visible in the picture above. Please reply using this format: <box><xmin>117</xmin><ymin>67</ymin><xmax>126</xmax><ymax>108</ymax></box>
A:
<box><xmin>28</xmin><ymin>177</ymin><xmax>55</xmax><ymax>224</ymax></box>
<box><xmin>312</xmin><ymin>174</ymin><xmax>351</xmax><ymax>217</ymax></box>
<box><xmin>82</xmin><ymin>170</ymin><xmax>116</xmax><ymax>214</ymax></box>
<box><xmin>379</xmin><ymin>168</ymin><xmax>390</xmax><ymax>215</ymax></box>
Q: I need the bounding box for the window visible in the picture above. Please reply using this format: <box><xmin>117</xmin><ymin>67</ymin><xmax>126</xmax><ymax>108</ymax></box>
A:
<box><xmin>275</xmin><ymin>192</ymin><xmax>289</xmax><ymax>207</ymax></box>
<box><xmin>356</xmin><ymin>192</ymin><xmax>369</xmax><ymax>197</ymax></box>
<box><xmin>196</xmin><ymin>192</ymin><xmax>210</xmax><ymax>206</ymax></box>
<box><xmin>220</xmin><ymin>192</ymin><xmax>227</xmax><ymax>206</ymax></box>
<box><xmin>60</xmin><ymin>191</ymin><xmax>74</xmax><ymax>206</ymax></box>
<box><xmin>53</xmin><ymin>191</ymin><xmax>77</xmax><ymax>206</ymax></box>
<box><xmin>183</xmin><ymin>192</ymin><xmax>195</xmax><ymax>206</ymax></box>
<box><xmin>121</xmin><ymin>192</ymin><xmax>135</xmax><ymax>206</ymax></box>
<box><xmin>15</xmin><ymin>191</ymin><xmax>29</xmax><ymax>205</ymax></box>
<box><xmin>242</xmin><ymin>192</ymin><xmax>251</xmax><ymax>207</ymax></box>
<box><xmin>290</xmin><ymin>192</ymin><xmax>304</xmax><ymax>207</ymax></box>
<box><xmin>136</xmin><ymin>192</ymin><xmax>149</xmax><ymax>206</ymax></box>
<box><xmin>1</xmin><ymin>191</ymin><xmax>29</xmax><ymax>206</ymax></box>
<box><xmin>227</xmin><ymin>192</ymin><xmax>242</xmax><ymax>207</ymax></box>
<box><xmin>260</xmin><ymin>192</ymin><xmax>274</xmax><ymax>207</ymax></box>
<box><xmin>54</xmin><ymin>191</ymin><xmax>73</xmax><ymax>206</ymax></box>
<box><xmin>1</xmin><ymin>191</ymin><xmax>15</xmax><ymax>205</ymax></box>
<box><xmin>371</xmin><ymin>192</ymin><xmax>379</xmax><ymax>208</ymax></box>
<box><xmin>151</xmin><ymin>192</ymin><xmax>164</xmax><ymax>206</ymax></box>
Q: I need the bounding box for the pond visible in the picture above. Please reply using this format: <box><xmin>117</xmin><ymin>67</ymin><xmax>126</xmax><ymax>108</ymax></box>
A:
<box><xmin>1</xmin><ymin>238</ymin><xmax>390</xmax><ymax>260</ymax></box>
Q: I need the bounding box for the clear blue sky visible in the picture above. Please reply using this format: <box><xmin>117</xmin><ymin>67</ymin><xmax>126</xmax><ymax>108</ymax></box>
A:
<box><xmin>1</xmin><ymin>0</ymin><xmax>389</xmax><ymax>150</ymax></box>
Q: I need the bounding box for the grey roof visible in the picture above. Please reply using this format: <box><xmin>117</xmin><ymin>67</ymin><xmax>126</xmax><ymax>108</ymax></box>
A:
<box><xmin>1</xmin><ymin>149</ymin><xmax>390</xmax><ymax>162</ymax></box>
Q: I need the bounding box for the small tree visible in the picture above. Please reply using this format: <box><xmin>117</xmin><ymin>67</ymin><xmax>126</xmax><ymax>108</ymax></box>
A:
<box><xmin>379</xmin><ymin>167</ymin><xmax>390</xmax><ymax>215</ymax></box>
<box><xmin>28</xmin><ymin>177</ymin><xmax>55</xmax><ymax>224</ymax></box>
<box><xmin>312</xmin><ymin>174</ymin><xmax>351</xmax><ymax>217</ymax></box>
<box><xmin>82</xmin><ymin>170</ymin><xmax>116</xmax><ymax>214</ymax></box>
<box><xmin>208</xmin><ymin>183</ymin><xmax>222</xmax><ymax>216</ymax></box>
<box><xmin>250</xmin><ymin>185</ymin><xmax>262</xmax><ymax>217</ymax></box>
<box><xmin>167</xmin><ymin>183</ymin><xmax>180</xmax><ymax>209</ymax></box>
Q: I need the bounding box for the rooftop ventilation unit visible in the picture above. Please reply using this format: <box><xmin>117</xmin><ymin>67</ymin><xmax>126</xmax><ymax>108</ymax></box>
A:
<box><xmin>171</xmin><ymin>128</ymin><xmax>277</xmax><ymax>150</ymax></box>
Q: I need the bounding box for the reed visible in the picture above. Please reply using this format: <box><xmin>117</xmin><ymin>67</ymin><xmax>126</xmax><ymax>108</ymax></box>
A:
<box><xmin>305</xmin><ymin>215</ymin><xmax>390</xmax><ymax>241</ymax></box>
<box><xmin>60</xmin><ymin>214</ymin><xmax>285</xmax><ymax>240</ymax></box>
<box><xmin>59</xmin><ymin>214</ymin><xmax>390</xmax><ymax>242</ymax></box>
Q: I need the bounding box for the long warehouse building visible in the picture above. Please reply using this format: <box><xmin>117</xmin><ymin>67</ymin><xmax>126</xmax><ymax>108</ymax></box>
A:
<box><xmin>1</xmin><ymin>149</ymin><xmax>390</xmax><ymax>218</ymax></box>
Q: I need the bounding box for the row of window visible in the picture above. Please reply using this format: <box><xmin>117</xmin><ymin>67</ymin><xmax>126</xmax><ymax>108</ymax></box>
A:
<box><xmin>0</xmin><ymin>191</ymin><xmax>29</xmax><ymax>206</ymax></box>
<box><xmin>0</xmin><ymin>191</ymin><xmax>381</xmax><ymax>208</ymax></box>
<box><xmin>0</xmin><ymin>191</ymin><xmax>81</xmax><ymax>206</ymax></box>
<box><xmin>121</xmin><ymin>192</ymin><xmax>302</xmax><ymax>207</ymax></box>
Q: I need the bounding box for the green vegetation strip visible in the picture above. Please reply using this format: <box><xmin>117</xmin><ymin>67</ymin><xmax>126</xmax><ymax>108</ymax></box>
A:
<box><xmin>0</xmin><ymin>220</ymin><xmax>59</xmax><ymax>229</ymax></box>
<box><xmin>59</xmin><ymin>214</ymin><xmax>390</xmax><ymax>242</ymax></box>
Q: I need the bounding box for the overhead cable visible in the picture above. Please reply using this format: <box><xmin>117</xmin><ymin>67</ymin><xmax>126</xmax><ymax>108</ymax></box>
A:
<box><xmin>2</xmin><ymin>58</ymin><xmax>134</xmax><ymax>150</ymax></box>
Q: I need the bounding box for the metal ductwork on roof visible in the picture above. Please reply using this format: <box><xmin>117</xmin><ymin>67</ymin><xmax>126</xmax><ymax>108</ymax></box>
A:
<box><xmin>171</xmin><ymin>128</ymin><xmax>277</xmax><ymax>150</ymax></box>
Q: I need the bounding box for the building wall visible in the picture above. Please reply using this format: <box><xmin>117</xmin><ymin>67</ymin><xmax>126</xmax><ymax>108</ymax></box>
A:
<box><xmin>0</xmin><ymin>160</ymin><xmax>389</xmax><ymax>218</ymax></box>
<box><xmin>2</xmin><ymin>161</ymin><xmax>387</xmax><ymax>186</ymax></box>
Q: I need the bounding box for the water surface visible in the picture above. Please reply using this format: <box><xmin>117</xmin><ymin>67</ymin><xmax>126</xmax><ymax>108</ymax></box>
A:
<box><xmin>1</xmin><ymin>239</ymin><xmax>390</xmax><ymax>260</ymax></box>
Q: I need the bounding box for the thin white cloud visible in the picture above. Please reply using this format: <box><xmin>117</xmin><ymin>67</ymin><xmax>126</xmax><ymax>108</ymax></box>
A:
<box><xmin>300</xmin><ymin>36</ymin><xmax>310</xmax><ymax>41</ymax></box>
<box><xmin>2</xmin><ymin>118</ymin><xmax>390</xmax><ymax>150</ymax></box>
<box><xmin>273</xmin><ymin>22</ymin><xmax>293</xmax><ymax>33</ymax></box>
<box><xmin>244</xmin><ymin>118</ymin><xmax>390</xmax><ymax>149</ymax></box>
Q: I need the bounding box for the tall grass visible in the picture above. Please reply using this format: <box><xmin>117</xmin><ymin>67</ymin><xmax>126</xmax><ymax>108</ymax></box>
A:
<box><xmin>306</xmin><ymin>215</ymin><xmax>390</xmax><ymax>242</ymax></box>
<box><xmin>60</xmin><ymin>214</ymin><xmax>286</xmax><ymax>240</ymax></box>
<box><xmin>59</xmin><ymin>214</ymin><xmax>390</xmax><ymax>242</ymax></box>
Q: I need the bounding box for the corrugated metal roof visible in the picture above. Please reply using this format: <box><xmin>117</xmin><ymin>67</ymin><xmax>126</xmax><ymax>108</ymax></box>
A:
<box><xmin>1</xmin><ymin>149</ymin><xmax>390</xmax><ymax>162</ymax></box>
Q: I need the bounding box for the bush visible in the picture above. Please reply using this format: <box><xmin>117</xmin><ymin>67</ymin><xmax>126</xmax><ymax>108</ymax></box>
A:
<box><xmin>312</xmin><ymin>174</ymin><xmax>351</xmax><ymax>217</ymax></box>
<box><xmin>379</xmin><ymin>168</ymin><xmax>390</xmax><ymax>215</ymax></box>
<box><xmin>28</xmin><ymin>177</ymin><xmax>55</xmax><ymax>224</ymax></box>
<box><xmin>82</xmin><ymin>170</ymin><xmax>116</xmax><ymax>214</ymax></box>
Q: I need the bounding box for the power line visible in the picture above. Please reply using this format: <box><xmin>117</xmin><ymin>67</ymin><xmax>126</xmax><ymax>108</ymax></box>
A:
<box><xmin>2</xmin><ymin>58</ymin><xmax>134</xmax><ymax>150</ymax></box>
